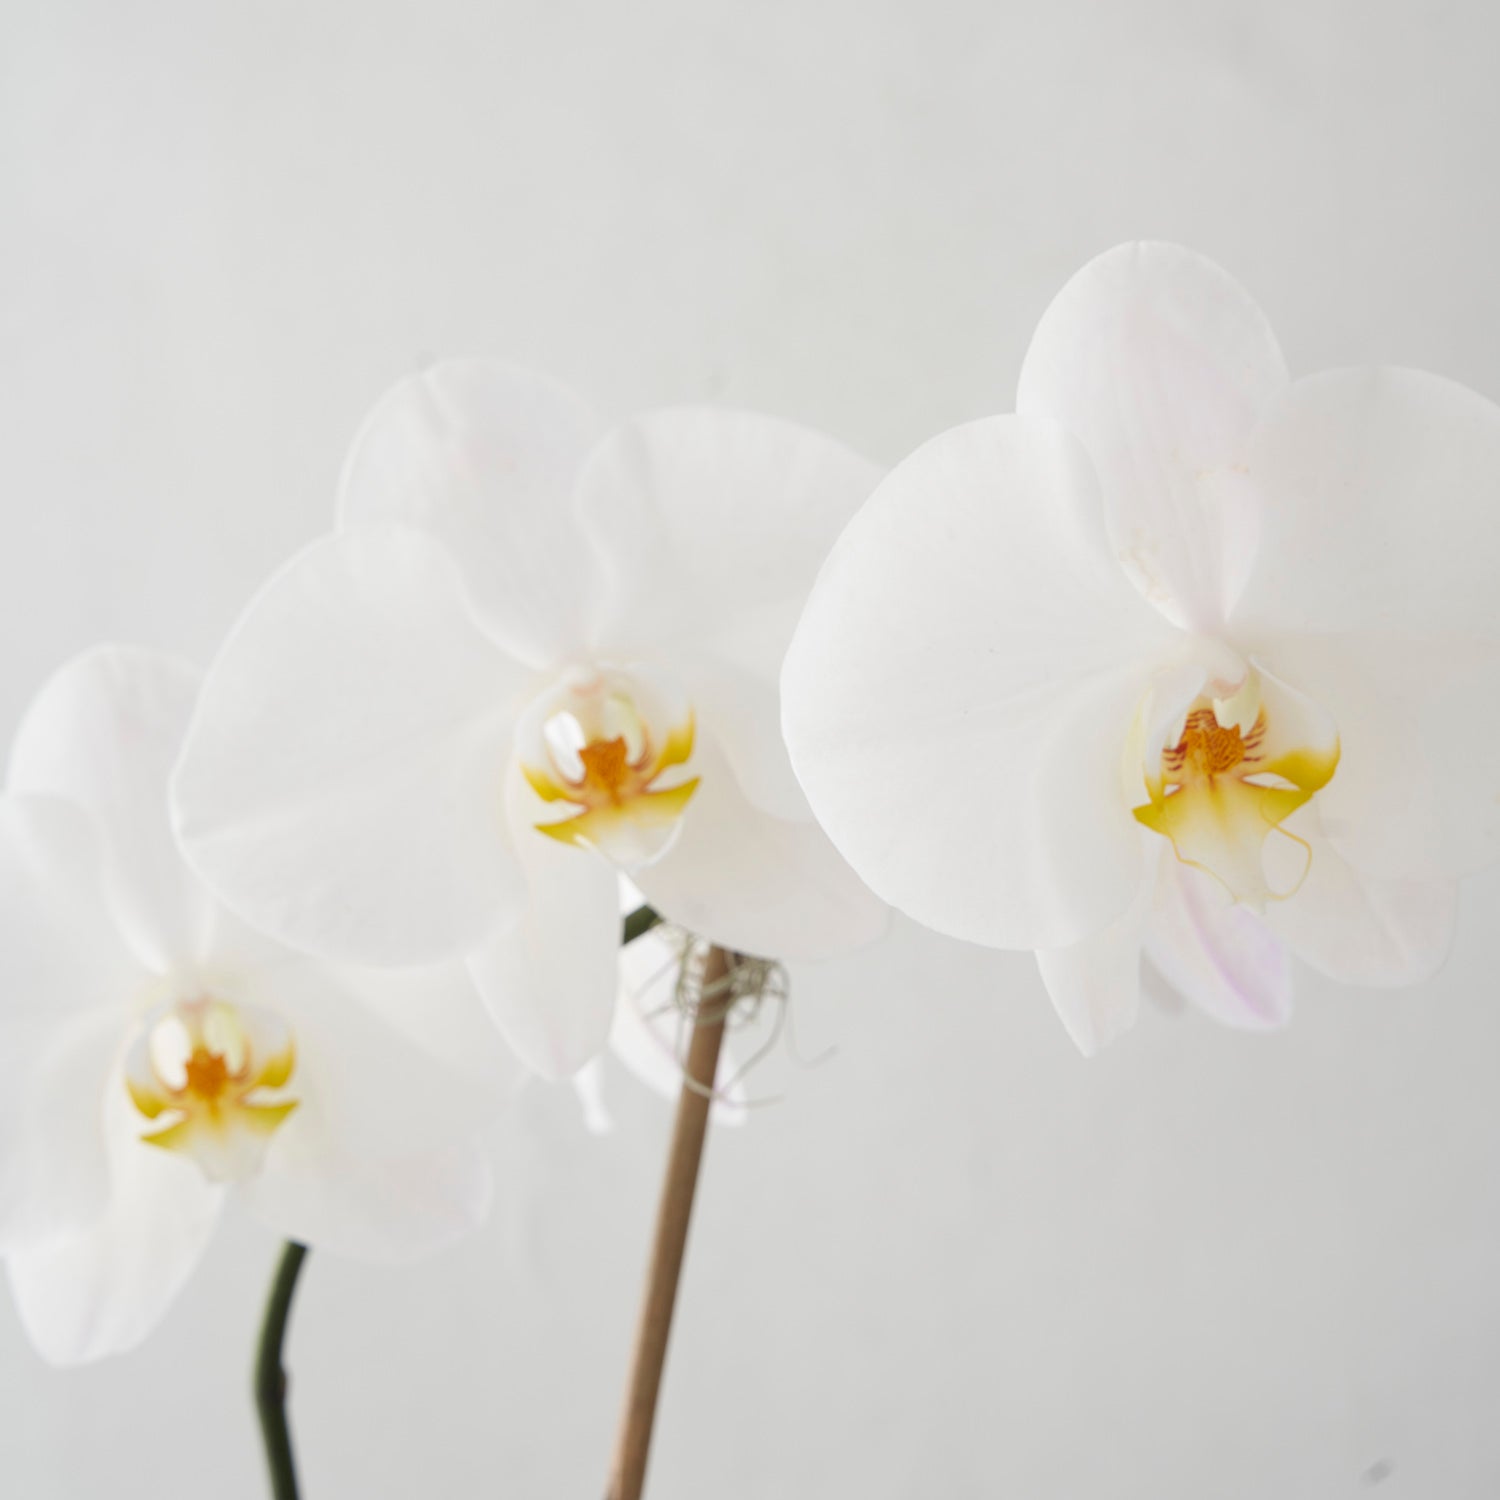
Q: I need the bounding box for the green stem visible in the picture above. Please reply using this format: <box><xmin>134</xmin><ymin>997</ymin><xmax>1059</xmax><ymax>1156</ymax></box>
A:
<box><xmin>251</xmin><ymin>906</ymin><xmax>660</xmax><ymax>1496</ymax></box>
<box><xmin>621</xmin><ymin>903</ymin><xmax>663</xmax><ymax>946</ymax></box>
<box><xmin>255</xmin><ymin>1240</ymin><xmax>310</xmax><ymax>1500</ymax></box>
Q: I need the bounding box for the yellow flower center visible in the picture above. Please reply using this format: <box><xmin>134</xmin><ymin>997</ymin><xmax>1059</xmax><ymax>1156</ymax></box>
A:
<box><xmin>125</xmin><ymin>996</ymin><xmax>298</xmax><ymax>1183</ymax></box>
<box><xmin>519</xmin><ymin>667</ymin><xmax>701</xmax><ymax>868</ymax></box>
<box><xmin>1132</xmin><ymin>679</ymin><xmax>1339</xmax><ymax>908</ymax></box>
<box><xmin>1167</xmin><ymin>707</ymin><xmax>1258</xmax><ymax>780</ymax></box>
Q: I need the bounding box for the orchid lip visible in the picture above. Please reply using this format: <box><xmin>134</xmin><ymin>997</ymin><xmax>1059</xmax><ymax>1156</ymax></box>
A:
<box><xmin>124</xmin><ymin>995</ymin><xmax>298</xmax><ymax>1183</ymax></box>
<box><xmin>1131</xmin><ymin>666</ymin><xmax>1341</xmax><ymax>909</ymax></box>
<box><xmin>516</xmin><ymin>663</ymin><xmax>701</xmax><ymax>870</ymax></box>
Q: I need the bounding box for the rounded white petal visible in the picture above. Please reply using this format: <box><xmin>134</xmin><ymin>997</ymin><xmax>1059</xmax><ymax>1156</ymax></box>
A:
<box><xmin>630</xmin><ymin>734</ymin><xmax>887</xmax><ymax>960</ymax></box>
<box><xmin>247</xmin><ymin>960</ymin><xmax>500</xmax><ymax>1161</ymax></box>
<box><xmin>1263</xmin><ymin>818</ymin><xmax>1457</xmax><ymax>988</ymax></box>
<box><xmin>326</xmin><ymin>958</ymin><xmax>526</xmax><ymax>1100</ymax></box>
<box><xmin>575</xmin><ymin>407</ymin><xmax>883</xmax><ymax>654</ymax></box>
<box><xmin>464</xmin><ymin>763</ymin><xmax>624</xmax><ymax>1079</ymax></box>
<box><xmin>1241</xmin><ymin>366</ymin><xmax>1500</xmax><ymax>642</ymax></box>
<box><xmin>575</xmin><ymin>408</ymin><xmax>883</xmax><ymax>819</ymax></box>
<box><xmin>0</xmin><ymin>795</ymin><xmax>147</xmax><ymax>1251</ymax></box>
<box><xmin>244</xmin><ymin>1141</ymin><xmax>491</xmax><ymax>1265</ymax></box>
<box><xmin>1254</xmin><ymin>635</ymin><xmax>1498</xmax><ymax>883</ymax></box>
<box><xmin>8</xmin><ymin>646</ymin><xmax>214</xmax><ymax>971</ymax></box>
<box><xmin>338</xmin><ymin>360</ymin><xmax>604</xmax><ymax>666</ymax></box>
<box><xmin>679</xmin><ymin>647</ymin><xmax>809</xmax><ymax>821</ymax></box>
<box><xmin>230</xmin><ymin>959</ymin><xmax>496</xmax><ymax>1260</ymax></box>
<box><xmin>1144</xmin><ymin>858</ymin><xmax>1293</xmax><ymax>1031</ymax></box>
<box><xmin>783</xmin><ymin>414</ymin><xmax>1174</xmax><ymax>951</ymax></box>
<box><xmin>0</xmin><ymin>796</ymin><xmax>144</xmax><ymax>1024</ymax></box>
<box><xmin>0</xmin><ymin>1009</ymin><xmax>121</xmax><ymax>1254</ymax></box>
<box><xmin>1034</xmin><ymin>845</ymin><xmax>1155</xmax><ymax>1057</ymax></box>
<box><xmin>172</xmin><ymin>527</ymin><xmax>524</xmax><ymax>966</ymax></box>
<box><xmin>5</xmin><ymin>1083</ymin><xmax>224</xmax><ymax>1365</ymax></box>
<box><xmin>1017</xmin><ymin>242</ymin><xmax>1289</xmax><ymax>632</ymax></box>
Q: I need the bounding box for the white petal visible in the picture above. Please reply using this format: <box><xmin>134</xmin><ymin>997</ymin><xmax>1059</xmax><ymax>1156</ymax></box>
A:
<box><xmin>245</xmin><ymin>958</ymin><xmax>501</xmax><ymax>1161</ymax></box>
<box><xmin>574</xmin><ymin>408</ymin><xmax>882</xmax><ymax>819</ymax></box>
<box><xmin>0</xmin><ymin>795</ymin><xmax>151</xmax><ymax>1248</ymax></box>
<box><xmin>464</xmin><ymin>763</ymin><xmax>624</xmax><ymax>1078</ymax></box>
<box><xmin>679</xmin><ymin>645</ymin><xmax>810</xmax><ymax>820</ymax></box>
<box><xmin>1241</xmin><ymin>366</ymin><xmax>1500</xmax><ymax>642</ymax></box>
<box><xmin>782</xmin><ymin>414</ymin><xmax>1174</xmax><ymax>951</ymax></box>
<box><xmin>1145</xmin><ymin>858</ymin><xmax>1293</xmax><ymax>1030</ymax></box>
<box><xmin>338</xmin><ymin>360</ymin><xmax>604</xmax><ymax>666</ymax></box>
<box><xmin>7</xmin><ymin>646</ymin><xmax>214</xmax><ymax>971</ymax></box>
<box><xmin>630</xmin><ymin>733</ymin><xmax>887</xmax><ymax>960</ymax></box>
<box><xmin>0</xmin><ymin>796</ymin><xmax>144</xmax><ymax>1024</ymax></box>
<box><xmin>228</xmin><ymin>959</ymin><xmax>496</xmax><ymax>1260</ymax></box>
<box><xmin>5</xmin><ymin>1083</ymin><xmax>224</xmax><ymax>1364</ymax></box>
<box><xmin>1017</xmin><ymin>242</ymin><xmax>1289</xmax><ymax>632</ymax></box>
<box><xmin>323</xmin><ymin>958</ymin><xmax>527</xmax><ymax>1100</ymax></box>
<box><xmin>1263</xmin><ymin>816</ymin><xmax>1457</xmax><ymax>988</ymax></box>
<box><xmin>172</xmin><ymin>527</ymin><xmax>524</xmax><ymax>966</ymax></box>
<box><xmin>244</xmin><ymin>1140</ymin><xmax>491</xmax><ymax>1265</ymax></box>
<box><xmin>571</xmin><ymin>1061</ymin><xmax>615</xmax><ymax>1135</ymax></box>
<box><xmin>575</xmin><ymin>407</ymin><xmax>882</xmax><ymax>652</ymax></box>
<box><xmin>1253</xmin><ymin>635</ymin><xmax>1497</xmax><ymax>883</ymax></box>
<box><xmin>1034</xmin><ymin>847</ymin><xmax>1155</xmax><ymax>1057</ymax></box>
<box><xmin>0</xmin><ymin>1008</ymin><xmax>121</xmax><ymax>1254</ymax></box>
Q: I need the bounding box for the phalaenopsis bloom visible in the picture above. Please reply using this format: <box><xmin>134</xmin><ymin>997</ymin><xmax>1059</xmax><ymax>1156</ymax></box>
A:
<box><xmin>783</xmin><ymin>242</ymin><xmax>1500</xmax><ymax>1052</ymax></box>
<box><xmin>0</xmin><ymin>647</ymin><xmax>504</xmax><ymax>1362</ymax></box>
<box><xmin>171</xmin><ymin>364</ymin><xmax>887</xmax><ymax>1077</ymax></box>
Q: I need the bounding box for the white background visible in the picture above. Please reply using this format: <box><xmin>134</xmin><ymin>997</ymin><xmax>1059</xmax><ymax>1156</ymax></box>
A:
<box><xmin>4</xmin><ymin>1</ymin><xmax>1500</xmax><ymax>1495</ymax></box>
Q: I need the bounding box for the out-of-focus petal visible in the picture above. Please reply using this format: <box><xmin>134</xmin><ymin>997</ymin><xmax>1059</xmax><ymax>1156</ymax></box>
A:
<box><xmin>1017</xmin><ymin>242</ymin><xmax>1289</xmax><ymax>632</ymax></box>
<box><xmin>7</xmin><ymin>646</ymin><xmax>214</xmax><ymax>971</ymax></box>
<box><xmin>1034</xmin><ymin>846</ymin><xmax>1155</xmax><ymax>1056</ymax></box>
<box><xmin>243</xmin><ymin>1139</ymin><xmax>491</xmax><ymax>1265</ymax></box>
<box><xmin>324</xmin><ymin>959</ymin><xmax>526</xmax><ymax>1101</ymax></box>
<box><xmin>230</xmin><ymin>959</ymin><xmax>496</xmax><ymax>1260</ymax></box>
<box><xmin>338</xmin><ymin>360</ymin><xmax>604</xmax><ymax>665</ymax></box>
<box><xmin>464</xmin><ymin>764</ymin><xmax>623</xmax><ymax>1079</ymax></box>
<box><xmin>1263</xmin><ymin>815</ymin><xmax>1457</xmax><ymax>988</ymax></box>
<box><xmin>5</xmin><ymin>1083</ymin><xmax>224</xmax><ymax>1364</ymax></box>
<box><xmin>574</xmin><ymin>409</ymin><xmax>882</xmax><ymax>820</ymax></box>
<box><xmin>783</xmin><ymin>414</ymin><xmax>1173</xmax><ymax>951</ymax></box>
<box><xmin>172</xmin><ymin>527</ymin><xmax>524</xmax><ymax>967</ymax></box>
<box><xmin>1145</xmin><ymin>858</ymin><xmax>1293</xmax><ymax>1030</ymax></box>
<box><xmin>0</xmin><ymin>1008</ymin><xmax>121</xmax><ymax>1253</ymax></box>
<box><xmin>0</xmin><ymin>796</ymin><xmax>144</xmax><ymax>1025</ymax></box>
<box><xmin>630</xmin><ymin>734</ymin><xmax>887</xmax><ymax>961</ymax></box>
<box><xmin>1253</xmin><ymin>636</ymin><xmax>1498</xmax><ymax>883</ymax></box>
<box><xmin>244</xmin><ymin>959</ymin><xmax>500</xmax><ymax>1161</ymax></box>
<box><xmin>1241</xmin><ymin>365</ymin><xmax>1500</xmax><ymax>642</ymax></box>
<box><xmin>575</xmin><ymin>407</ymin><xmax>882</xmax><ymax>658</ymax></box>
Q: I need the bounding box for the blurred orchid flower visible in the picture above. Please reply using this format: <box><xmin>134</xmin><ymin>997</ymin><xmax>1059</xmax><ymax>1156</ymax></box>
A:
<box><xmin>171</xmin><ymin>363</ymin><xmax>889</xmax><ymax>1078</ymax></box>
<box><xmin>783</xmin><ymin>242</ymin><xmax>1500</xmax><ymax>1053</ymax></box>
<box><xmin>0</xmin><ymin>647</ymin><xmax>506</xmax><ymax>1363</ymax></box>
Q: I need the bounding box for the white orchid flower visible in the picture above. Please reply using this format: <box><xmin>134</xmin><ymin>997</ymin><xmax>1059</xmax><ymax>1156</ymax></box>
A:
<box><xmin>782</xmin><ymin>242</ymin><xmax>1500</xmax><ymax>1054</ymax></box>
<box><xmin>0</xmin><ymin>646</ymin><xmax>504</xmax><ymax>1364</ymax></box>
<box><xmin>171</xmin><ymin>363</ymin><xmax>889</xmax><ymax>1079</ymax></box>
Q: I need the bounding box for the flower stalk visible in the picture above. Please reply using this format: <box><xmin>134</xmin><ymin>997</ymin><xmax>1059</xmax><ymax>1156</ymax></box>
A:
<box><xmin>255</xmin><ymin>1240</ymin><xmax>310</xmax><ymax>1500</ymax></box>
<box><xmin>605</xmin><ymin>944</ymin><xmax>733</xmax><ymax>1500</ymax></box>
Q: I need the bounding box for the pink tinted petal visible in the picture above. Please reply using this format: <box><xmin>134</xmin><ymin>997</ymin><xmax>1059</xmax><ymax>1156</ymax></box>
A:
<box><xmin>1018</xmin><ymin>242</ymin><xmax>1289</xmax><ymax>632</ymax></box>
<box><xmin>465</xmin><ymin>763</ymin><xmax>623</xmax><ymax>1078</ymax></box>
<box><xmin>338</xmin><ymin>360</ymin><xmax>604</xmax><ymax>665</ymax></box>
<box><xmin>1145</xmin><ymin>858</ymin><xmax>1293</xmax><ymax>1030</ymax></box>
